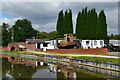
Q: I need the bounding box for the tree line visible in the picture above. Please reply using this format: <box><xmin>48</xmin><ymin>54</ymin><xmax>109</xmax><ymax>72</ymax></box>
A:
<box><xmin>56</xmin><ymin>7</ymin><xmax>107</xmax><ymax>40</ymax></box>
<box><xmin>1</xmin><ymin>19</ymin><xmax>59</xmax><ymax>46</ymax></box>
<box><xmin>109</xmin><ymin>34</ymin><xmax>120</xmax><ymax>40</ymax></box>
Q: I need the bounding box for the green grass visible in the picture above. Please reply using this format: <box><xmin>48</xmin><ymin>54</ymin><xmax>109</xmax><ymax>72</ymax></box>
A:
<box><xmin>2</xmin><ymin>50</ymin><xmax>120</xmax><ymax>63</ymax></box>
<box><xmin>47</xmin><ymin>52</ymin><xmax>120</xmax><ymax>57</ymax></box>
<box><xmin>2</xmin><ymin>50</ymin><xmax>119</xmax><ymax>56</ymax></box>
<box><xmin>73</xmin><ymin>56</ymin><xmax>120</xmax><ymax>63</ymax></box>
<box><xmin>2</xmin><ymin>50</ymin><xmax>44</xmax><ymax>55</ymax></box>
<box><xmin>48</xmin><ymin>52</ymin><xmax>109</xmax><ymax>55</ymax></box>
<box><xmin>76</xmin><ymin>69</ymin><xmax>109</xmax><ymax>78</ymax></box>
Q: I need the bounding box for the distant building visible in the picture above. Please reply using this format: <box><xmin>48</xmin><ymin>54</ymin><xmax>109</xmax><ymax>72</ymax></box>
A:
<box><xmin>7</xmin><ymin>38</ymin><xmax>105</xmax><ymax>51</ymax></box>
<box><xmin>109</xmin><ymin>40</ymin><xmax>120</xmax><ymax>46</ymax></box>
<box><xmin>75</xmin><ymin>39</ymin><xmax>104</xmax><ymax>49</ymax></box>
<box><xmin>26</xmin><ymin>39</ymin><xmax>104</xmax><ymax>51</ymax></box>
<box><xmin>36</xmin><ymin>39</ymin><xmax>63</xmax><ymax>51</ymax></box>
<box><xmin>26</xmin><ymin>39</ymin><xmax>49</xmax><ymax>44</ymax></box>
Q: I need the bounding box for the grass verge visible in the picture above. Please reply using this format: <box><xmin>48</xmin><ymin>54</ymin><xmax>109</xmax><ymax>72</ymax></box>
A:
<box><xmin>1</xmin><ymin>50</ymin><xmax>44</xmax><ymax>55</ymax></box>
<box><xmin>47</xmin><ymin>52</ymin><xmax>119</xmax><ymax>57</ymax></box>
<box><xmin>73</xmin><ymin>56</ymin><xmax>120</xmax><ymax>63</ymax></box>
<box><xmin>1</xmin><ymin>50</ymin><xmax>120</xmax><ymax>63</ymax></box>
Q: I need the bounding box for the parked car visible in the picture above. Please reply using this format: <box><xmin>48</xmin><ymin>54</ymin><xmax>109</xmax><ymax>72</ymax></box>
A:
<box><xmin>104</xmin><ymin>43</ymin><xmax>120</xmax><ymax>52</ymax></box>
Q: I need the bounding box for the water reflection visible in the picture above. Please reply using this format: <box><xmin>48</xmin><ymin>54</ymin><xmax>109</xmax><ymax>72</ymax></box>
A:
<box><xmin>1</xmin><ymin>55</ymin><xmax>119</xmax><ymax>79</ymax></box>
<box><xmin>2</xmin><ymin>58</ymin><xmax>36</xmax><ymax>79</ymax></box>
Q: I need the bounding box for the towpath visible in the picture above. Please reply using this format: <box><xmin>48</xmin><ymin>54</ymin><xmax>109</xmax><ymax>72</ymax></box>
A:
<box><xmin>28</xmin><ymin>51</ymin><xmax>120</xmax><ymax>59</ymax></box>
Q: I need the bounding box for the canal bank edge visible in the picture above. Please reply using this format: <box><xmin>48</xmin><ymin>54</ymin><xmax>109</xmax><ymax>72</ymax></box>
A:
<box><xmin>1</xmin><ymin>50</ymin><xmax>120</xmax><ymax>63</ymax></box>
<box><xmin>1</xmin><ymin>52</ymin><xmax>120</xmax><ymax>72</ymax></box>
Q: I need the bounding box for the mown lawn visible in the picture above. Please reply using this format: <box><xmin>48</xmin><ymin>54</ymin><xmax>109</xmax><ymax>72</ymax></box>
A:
<box><xmin>1</xmin><ymin>50</ymin><xmax>44</xmax><ymax>55</ymax></box>
<box><xmin>73</xmin><ymin>56</ymin><xmax>120</xmax><ymax>63</ymax></box>
<box><xmin>2</xmin><ymin>50</ymin><xmax>120</xmax><ymax>63</ymax></box>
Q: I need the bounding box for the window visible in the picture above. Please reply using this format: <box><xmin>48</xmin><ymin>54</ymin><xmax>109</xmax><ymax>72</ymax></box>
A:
<box><xmin>43</xmin><ymin>43</ymin><xmax>48</xmax><ymax>47</ymax></box>
<box><xmin>67</xmin><ymin>37</ymin><xmax>70</xmax><ymax>42</ymax></box>
<box><xmin>94</xmin><ymin>41</ymin><xmax>97</xmax><ymax>45</ymax></box>
<box><xmin>51</xmin><ymin>41</ymin><xmax>54</xmax><ymax>45</ymax></box>
<box><xmin>100</xmin><ymin>41</ymin><xmax>103</xmax><ymax>45</ymax></box>
<box><xmin>86</xmin><ymin>41</ymin><xmax>89</xmax><ymax>45</ymax></box>
<box><xmin>37</xmin><ymin>43</ymin><xmax>40</xmax><ymax>49</ymax></box>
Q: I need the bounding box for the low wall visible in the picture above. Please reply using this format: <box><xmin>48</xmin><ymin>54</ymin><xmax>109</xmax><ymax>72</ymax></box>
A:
<box><xmin>46</xmin><ymin>48</ymin><xmax>108</xmax><ymax>54</ymax></box>
<box><xmin>0</xmin><ymin>47</ymin><xmax>8</xmax><ymax>51</ymax></box>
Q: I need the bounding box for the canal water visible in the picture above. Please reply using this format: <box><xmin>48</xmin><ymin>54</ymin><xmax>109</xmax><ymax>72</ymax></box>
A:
<box><xmin>1</xmin><ymin>55</ymin><xmax>120</xmax><ymax>79</ymax></box>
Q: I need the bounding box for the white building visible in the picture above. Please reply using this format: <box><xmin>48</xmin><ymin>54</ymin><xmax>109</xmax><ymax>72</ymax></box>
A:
<box><xmin>36</xmin><ymin>39</ymin><xmax>63</xmax><ymax>51</ymax></box>
<box><xmin>80</xmin><ymin>40</ymin><xmax>104</xmax><ymax>49</ymax></box>
<box><xmin>26</xmin><ymin>39</ymin><xmax>104</xmax><ymax>51</ymax></box>
<box><xmin>109</xmin><ymin>40</ymin><xmax>120</xmax><ymax>46</ymax></box>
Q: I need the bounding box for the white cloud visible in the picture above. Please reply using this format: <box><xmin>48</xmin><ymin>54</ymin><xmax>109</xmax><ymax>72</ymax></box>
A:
<box><xmin>0</xmin><ymin>17</ymin><xmax>56</xmax><ymax>33</ymax></box>
<box><xmin>36</xmin><ymin>21</ymin><xmax>56</xmax><ymax>32</ymax></box>
<box><xmin>106</xmin><ymin>8</ymin><xmax>118</xmax><ymax>35</ymax></box>
<box><xmin>1</xmin><ymin>0</ymin><xmax>120</xmax><ymax>2</ymax></box>
<box><xmin>0</xmin><ymin>18</ymin><xmax>22</xmax><ymax>26</ymax></box>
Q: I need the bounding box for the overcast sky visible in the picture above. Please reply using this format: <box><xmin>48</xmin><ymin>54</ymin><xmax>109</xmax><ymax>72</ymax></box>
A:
<box><xmin>0</xmin><ymin>0</ymin><xmax>120</xmax><ymax>35</ymax></box>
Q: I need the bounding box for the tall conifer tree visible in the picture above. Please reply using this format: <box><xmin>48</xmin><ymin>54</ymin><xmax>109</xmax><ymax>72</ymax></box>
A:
<box><xmin>96</xmin><ymin>10</ymin><xmax>107</xmax><ymax>39</ymax></box>
<box><xmin>56</xmin><ymin>10</ymin><xmax>64</xmax><ymax>37</ymax></box>
<box><xmin>76</xmin><ymin>8</ymin><xmax>88</xmax><ymax>39</ymax></box>
<box><xmin>64</xmin><ymin>9</ymin><xmax>73</xmax><ymax>34</ymax></box>
<box><xmin>57</xmin><ymin>9</ymin><xmax>73</xmax><ymax>36</ymax></box>
<box><xmin>88</xmin><ymin>9</ymin><xmax>97</xmax><ymax>39</ymax></box>
<box><xmin>76</xmin><ymin>12</ymin><xmax>81</xmax><ymax>39</ymax></box>
<box><xmin>76</xmin><ymin>7</ymin><xmax>99</xmax><ymax>39</ymax></box>
<box><xmin>80</xmin><ymin>8</ymin><xmax>86</xmax><ymax>39</ymax></box>
<box><xmin>63</xmin><ymin>10</ymin><xmax>68</xmax><ymax>34</ymax></box>
<box><xmin>68</xmin><ymin>9</ymin><xmax>73</xmax><ymax>34</ymax></box>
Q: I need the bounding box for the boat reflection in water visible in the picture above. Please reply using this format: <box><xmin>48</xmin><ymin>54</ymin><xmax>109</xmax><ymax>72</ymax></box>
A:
<box><xmin>1</xmin><ymin>55</ymin><xmax>120</xmax><ymax>79</ymax></box>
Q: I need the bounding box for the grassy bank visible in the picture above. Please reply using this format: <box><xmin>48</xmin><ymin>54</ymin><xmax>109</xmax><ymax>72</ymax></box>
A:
<box><xmin>46</xmin><ymin>51</ymin><xmax>119</xmax><ymax>57</ymax></box>
<box><xmin>1</xmin><ymin>50</ymin><xmax>44</xmax><ymax>55</ymax></box>
<box><xmin>73</xmin><ymin>56</ymin><xmax>120</xmax><ymax>63</ymax></box>
<box><xmin>1</xmin><ymin>50</ymin><xmax>120</xmax><ymax>63</ymax></box>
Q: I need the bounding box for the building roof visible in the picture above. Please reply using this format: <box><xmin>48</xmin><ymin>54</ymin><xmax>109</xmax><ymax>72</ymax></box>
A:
<box><xmin>17</xmin><ymin>42</ymin><xmax>36</xmax><ymax>50</ymax></box>
<box><xmin>26</xmin><ymin>39</ymin><xmax>49</xmax><ymax>44</ymax></box>
<box><xmin>109</xmin><ymin>40</ymin><xmax>120</xmax><ymax>44</ymax></box>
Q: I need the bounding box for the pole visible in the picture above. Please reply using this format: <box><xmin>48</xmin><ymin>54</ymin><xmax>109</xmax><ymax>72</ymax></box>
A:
<box><xmin>12</xmin><ymin>28</ymin><xmax>14</xmax><ymax>43</ymax></box>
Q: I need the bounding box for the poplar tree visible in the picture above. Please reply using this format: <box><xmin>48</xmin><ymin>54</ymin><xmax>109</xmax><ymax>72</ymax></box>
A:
<box><xmin>76</xmin><ymin>8</ymin><xmax>99</xmax><ymax>39</ymax></box>
<box><xmin>88</xmin><ymin>9</ymin><xmax>97</xmax><ymax>39</ymax></box>
<box><xmin>96</xmin><ymin>10</ymin><xmax>107</xmax><ymax>39</ymax></box>
<box><xmin>76</xmin><ymin>12</ymin><xmax>81</xmax><ymax>39</ymax></box>
<box><xmin>57</xmin><ymin>9</ymin><xmax>73</xmax><ymax>37</ymax></box>
<box><xmin>84</xmin><ymin>7</ymin><xmax>88</xmax><ymax>39</ymax></box>
<box><xmin>80</xmin><ymin>8</ymin><xmax>86</xmax><ymax>39</ymax></box>
<box><xmin>63</xmin><ymin>10</ymin><xmax>68</xmax><ymax>34</ymax></box>
<box><xmin>76</xmin><ymin>8</ymin><xmax>88</xmax><ymax>39</ymax></box>
<box><xmin>56</xmin><ymin>10</ymin><xmax>64</xmax><ymax>37</ymax></box>
<box><xmin>64</xmin><ymin>9</ymin><xmax>73</xmax><ymax>34</ymax></box>
<box><xmin>68</xmin><ymin>9</ymin><xmax>73</xmax><ymax>34</ymax></box>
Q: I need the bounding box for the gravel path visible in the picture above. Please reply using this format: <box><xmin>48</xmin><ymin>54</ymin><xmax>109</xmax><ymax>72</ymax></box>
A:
<box><xmin>29</xmin><ymin>51</ymin><xmax>120</xmax><ymax>59</ymax></box>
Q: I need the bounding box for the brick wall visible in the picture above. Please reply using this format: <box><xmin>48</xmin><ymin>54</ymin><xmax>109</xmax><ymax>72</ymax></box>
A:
<box><xmin>0</xmin><ymin>47</ymin><xmax>8</xmax><ymax>51</ymax></box>
<box><xmin>27</xmin><ymin>44</ymin><xmax>36</xmax><ymax>50</ymax></box>
<box><xmin>46</xmin><ymin>48</ymin><xmax>108</xmax><ymax>54</ymax></box>
<box><xmin>7</xmin><ymin>43</ymin><xmax>36</xmax><ymax>51</ymax></box>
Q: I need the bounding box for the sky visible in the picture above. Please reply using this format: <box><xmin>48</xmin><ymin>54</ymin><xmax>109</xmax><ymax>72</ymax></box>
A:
<box><xmin>0</xmin><ymin>0</ymin><xmax>120</xmax><ymax>35</ymax></box>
